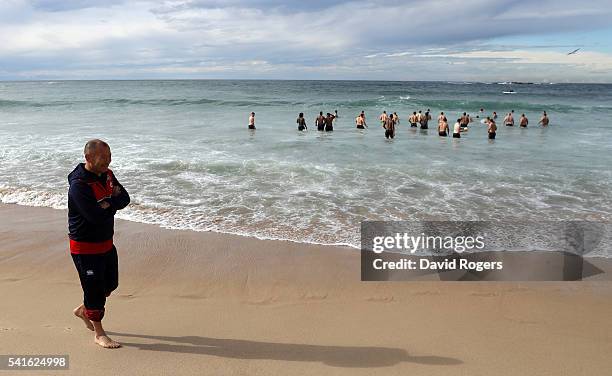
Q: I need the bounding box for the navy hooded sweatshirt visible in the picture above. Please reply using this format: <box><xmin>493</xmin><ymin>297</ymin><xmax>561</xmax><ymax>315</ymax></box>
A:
<box><xmin>68</xmin><ymin>163</ymin><xmax>130</xmax><ymax>254</ymax></box>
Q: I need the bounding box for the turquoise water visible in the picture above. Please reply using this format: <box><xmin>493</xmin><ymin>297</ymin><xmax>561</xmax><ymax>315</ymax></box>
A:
<box><xmin>1</xmin><ymin>80</ymin><xmax>611</xmax><ymax>253</ymax></box>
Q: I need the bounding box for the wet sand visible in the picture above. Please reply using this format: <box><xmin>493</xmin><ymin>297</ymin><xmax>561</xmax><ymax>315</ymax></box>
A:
<box><xmin>1</xmin><ymin>203</ymin><xmax>612</xmax><ymax>375</ymax></box>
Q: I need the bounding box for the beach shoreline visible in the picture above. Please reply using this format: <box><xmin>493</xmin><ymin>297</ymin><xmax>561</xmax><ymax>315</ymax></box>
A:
<box><xmin>1</xmin><ymin>203</ymin><xmax>612</xmax><ymax>375</ymax></box>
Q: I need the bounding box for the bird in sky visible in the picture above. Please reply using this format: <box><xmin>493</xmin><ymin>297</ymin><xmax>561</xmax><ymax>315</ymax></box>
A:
<box><xmin>567</xmin><ymin>48</ymin><xmax>581</xmax><ymax>55</ymax></box>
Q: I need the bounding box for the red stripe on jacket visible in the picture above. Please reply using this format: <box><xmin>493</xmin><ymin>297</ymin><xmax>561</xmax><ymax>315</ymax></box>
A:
<box><xmin>70</xmin><ymin>239</ymin><xmax>114</xmax><ymax>254</ymax></box>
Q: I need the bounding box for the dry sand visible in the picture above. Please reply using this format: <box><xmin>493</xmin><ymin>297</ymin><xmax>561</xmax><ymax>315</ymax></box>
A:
<box><xmin>1</xmin><ymin>203</ymin><xmax>612</xmax><ymax>375</ymax></box>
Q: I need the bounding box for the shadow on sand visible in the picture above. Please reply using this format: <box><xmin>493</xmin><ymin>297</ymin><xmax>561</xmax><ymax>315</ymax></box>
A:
<box><xmin>108</xmin><ymin>332</ymin><xmax>462</xmax><ymax>368</ymax></box>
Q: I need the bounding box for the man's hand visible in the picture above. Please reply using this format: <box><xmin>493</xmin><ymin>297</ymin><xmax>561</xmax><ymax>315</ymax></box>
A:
<box><xmin>99</xmin><ymin>201</ymin><xmax>111</xmax><ymax>209</ymax></box>
<box><xmin>112</xmin><ymin>186</ymin><xmax>122</xmax><ymax>197</ymax></box>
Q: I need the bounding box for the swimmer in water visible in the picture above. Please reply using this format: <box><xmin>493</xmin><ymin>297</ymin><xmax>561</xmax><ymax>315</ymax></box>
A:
<box><xmin>384</xmin><ymin>114</ymin><xmax>395</xmax><ymax>139</ymax></box>
<box><xmin>438</xmin><ymin>117</ymin><xmax>449</xmax><ymax>137</ymax></box>
<box><xmin>488</xmin><ymin>119</ymin><xmax>497</xmax><ymax>139</ymax></box>
<box><xmin>297</xmin><ymin>112</ymin><xmax>307</xmax><ymax>131</ymax></box>
<box><xmin>355</xmin><ymin>113</ymin><xmax>366</xmax><ymax>129</ymax></box>
<box><xmin>316</xmin><ymin>111</ymin><xmax>325</xmax><ymax>131</ymax></box>
<box><xmin>379</xmin><ymin>111</ymin><xmax>388</xmax><ymax>128</ymax></box>
<box><xmin>325</xmin><ymin>112</ymin><xmax>334</xmax><ymax>132</ymax></box>
<box><xmin>420</xmin><ymin>110</ymin><xmax>430</xmax><ymax>129</ymax></box>
<box><xmin>438</xmin><ymin>111</ymin><xmax>447</xmax><ymax>124</ymax></box>
<box><xmin>248</xmin><ymin>112</ymin><xmax>256</xmax><ymax>130</ymax></box>
<box><xmin>460</xmin><ymin>112</ymin><xmax>469</xmax><ymax>129</ymax></box>
<box><xmin>519</xmin><ymin>114</ymin><xmax>528</xmax><ymax>128</ymax></box>
<box><xmin>409</xmin><ymin>111</ymin><xmax>418</xmax><ymax>127</ymax></box>
<box><xmin>503</xmin><ymin>112</ymin><xmax>514</xmax><ymax>127</ymax></box>
<box><xmin>538</xmin><ymin>111</ymin><xmax>549</xmax><ymax>126</ymax></box>
<box><xmin>453</xmin><ymin>119</ymin><xmax>462</xmax><ymax>138</ymax></box>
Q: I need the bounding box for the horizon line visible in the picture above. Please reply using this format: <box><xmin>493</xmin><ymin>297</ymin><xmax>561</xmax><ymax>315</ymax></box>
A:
<box><xmin>1</xmin><ymin>78</ymin><xmax>612</xmax><ymax>85</ymax></box>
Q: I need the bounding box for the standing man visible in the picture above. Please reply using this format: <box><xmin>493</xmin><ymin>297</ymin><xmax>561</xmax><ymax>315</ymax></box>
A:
<box><xmin>325</xmin><ymin>112</ymin><xmax>334</xmax><ymax>132</ymax></box>
<box><xmin>69</xmin><ymin>139</ymin><xmax>130</xmax><ymax>349</ymax></box>
<box><xmin>297</xmin><ymin>112</ymin><xmax>307</xmax><ymax>131</ymax></box>
<box><xmin>316</xmin><ymin>111</ymin><xmax>325</xmax><ymax>131</ymax></box>
<box><xmin>488</xmin><ymin>119</ymin><xmax>497</xmax><ymax>139</ymax></box>
<box><xmin>420</xmin><ymin>110</ymin><xmax>430</xmax><ymax>129</ymax></box>
<box><xmin>453</xmin><ymin>118</ymin><xmax>462</xmax><ymax>138</ymax></box>
<box><xmin>503</xmin><ymin>112</ymin><xmax>514</xmax><ymax>127</ymax></box>
<box><xmin>519</xmin><ymin>114</ymin><xmax>529</xmax><ymax>128</ymax></box>
<box><xmin>355</xmin><ymin>113</ymin><xmax>366</xmax><ymax>129</ymax></box>
<box><xmin>379</xmin><ymin>111</ymin><xmax>388</xmax><ymax>128</ymax></box>
<box><xmin>460</xmin><ymin>112</ymin><xmax>469</xmax><ymax>129</ymax></box>
<box><xmin>538</xmin><ymin>111</ymin><xmax>550</xmax><ymax>126</ymax></box>
<box><xmin>248</xmin><ymin>112</ymin><xmax>256</xmax><ymax>130</ymax></box>
<box><xmin>384</xmin><ymin>114</ymin><xmax>395</xmax><ymax>139</ymax></box>
<box><xmin>438</xmin><ymin>112</ymin><xmax>447</xmax><ymax>125</ymax></box>
<box><xmin>438</xmin><ymin>117</ymin><xmax>449</xmax><ymax>137</ymax></box>
<box><xmin>409</xmin><ymin>112</ymin><xmax>418</xmax><ymax>128</ymax></box>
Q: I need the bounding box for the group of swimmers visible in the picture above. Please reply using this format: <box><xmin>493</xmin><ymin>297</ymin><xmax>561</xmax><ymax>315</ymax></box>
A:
<box><xmin>248</xmin><ymin>109</ymin><xmax>551</xmax><ymax>140</ymax></box>
<box><xmin>374</xmin><ymin>109</ymin><xmax>550</xmax><ymax>140</ymax></box>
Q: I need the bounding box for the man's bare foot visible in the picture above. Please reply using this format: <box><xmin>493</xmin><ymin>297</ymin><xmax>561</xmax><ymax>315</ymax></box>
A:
<box><xmin>73</xmin><ymin>305</ymin><xmax>94</xmax><ymax>331</ymax></box>
<box><xmin>95</xmin><ymin>334</ymin><xmax>122</xmax><ymax>349</ymax></box>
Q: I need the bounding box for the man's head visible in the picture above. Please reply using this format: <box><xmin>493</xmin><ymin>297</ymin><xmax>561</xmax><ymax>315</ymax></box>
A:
<box><xmin>84</xmin><ymin>139</ymin><xmax>111</xmax><ymax>175</ymax></box>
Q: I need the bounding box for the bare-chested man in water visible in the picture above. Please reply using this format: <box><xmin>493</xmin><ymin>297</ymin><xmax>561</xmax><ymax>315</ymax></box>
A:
<box><xmin>538</xmin><ymin>111</ymin><xmax>550</xmax><ymax>127</ymax></box>
<box><xmin>379</xmin><ymin>111</ymin><xmax>388</xmax><ymax>128</ymax></box>
<box><xmin>519</xmin><ymin>114</ymin><xmax>529</xmax><ymax>128</ymax></box>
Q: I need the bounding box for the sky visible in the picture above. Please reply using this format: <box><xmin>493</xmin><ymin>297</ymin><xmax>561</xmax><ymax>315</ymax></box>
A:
<box><xmin>1</xmin><ymin>0</ymin><xmax>612</xmax><ymax>82</ymax></box>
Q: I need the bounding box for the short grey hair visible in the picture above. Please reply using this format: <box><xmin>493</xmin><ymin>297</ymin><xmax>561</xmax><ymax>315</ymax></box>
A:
<box><xmin>84</xmin><ymin>139</ymin><xmax>110</xmax><ymax>156</ymax></box>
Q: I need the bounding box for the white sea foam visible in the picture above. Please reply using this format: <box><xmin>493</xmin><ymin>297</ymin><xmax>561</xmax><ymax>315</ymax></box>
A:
<box><xmin>1</xmin><ymin>80</ymin><xmax>611</xmax><ymax>256</ymax></box>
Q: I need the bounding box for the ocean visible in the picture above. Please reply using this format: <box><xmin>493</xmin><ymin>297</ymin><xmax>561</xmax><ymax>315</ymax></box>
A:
<box><xmin>1</xmin><ymin>80</ymin><xmax>611</xmax><ymax>255</ymax></box>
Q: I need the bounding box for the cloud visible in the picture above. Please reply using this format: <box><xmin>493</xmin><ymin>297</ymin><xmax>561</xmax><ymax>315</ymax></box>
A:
<box><xmin>30</xmin><ymin>0</ymin><xmax>126</xmax><ymax>12</ymax></box>
<box><xmin>1</xmin><ymin>0</ymin><xmax>612</xmax><ymax>81</ymax></box>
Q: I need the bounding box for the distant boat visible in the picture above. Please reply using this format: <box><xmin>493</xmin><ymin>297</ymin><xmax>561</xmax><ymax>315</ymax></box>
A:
<box><xmin>503</xmin><ymin>90</ymin><xmax>516</xmax><ymax>94</ymax></box>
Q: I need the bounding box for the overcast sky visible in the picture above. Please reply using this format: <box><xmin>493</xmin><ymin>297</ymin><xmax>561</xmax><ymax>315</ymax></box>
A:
<box><xmin>2</xmin><ymin>0</ymin><xmax>612</xmax><ymax>82</ymax></box>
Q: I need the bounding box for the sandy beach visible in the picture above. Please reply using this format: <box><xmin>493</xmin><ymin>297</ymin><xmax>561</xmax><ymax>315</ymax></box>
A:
<box><xmin>1</xmin><ymin>203</ymin><xmax>612</xmax><ymax>375</ymax></box>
